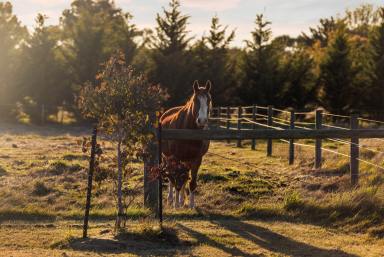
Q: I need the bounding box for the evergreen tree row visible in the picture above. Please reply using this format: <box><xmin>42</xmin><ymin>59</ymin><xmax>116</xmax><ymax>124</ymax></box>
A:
<box><xmin>1</xmin><ymin>0</ymin><xmax>384</xmax><ymax>122</ymax></box>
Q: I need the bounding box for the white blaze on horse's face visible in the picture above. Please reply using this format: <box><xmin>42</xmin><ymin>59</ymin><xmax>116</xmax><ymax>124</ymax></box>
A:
<box><xmin>196</xmin><ymin>94</ymin><xmax>209</xmax><ymax>128</ymax></box>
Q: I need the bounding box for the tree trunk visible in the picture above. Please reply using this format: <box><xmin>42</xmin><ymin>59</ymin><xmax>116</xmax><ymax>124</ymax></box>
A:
<box><xmin>115</xmin><ymin>138</ymin><xmax>124</xmax><ymax>229</ymax></box>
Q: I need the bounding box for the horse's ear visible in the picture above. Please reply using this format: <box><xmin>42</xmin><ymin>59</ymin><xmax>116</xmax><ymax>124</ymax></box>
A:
<box><xmin>205</xmin><ymin>80</ymin><xmax>212</xmax><ymax>92</ymax></box>
<box><xmin>193</xmin><ymin>80</ymin><xmax>199</xmax><ymax>93</ymax></box>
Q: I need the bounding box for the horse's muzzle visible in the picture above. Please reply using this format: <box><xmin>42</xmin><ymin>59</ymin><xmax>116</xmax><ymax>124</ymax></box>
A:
<box><xmin>196</xmin><ymin>118</ymin><xmax>208</xmax><ymax>128</ymax></box>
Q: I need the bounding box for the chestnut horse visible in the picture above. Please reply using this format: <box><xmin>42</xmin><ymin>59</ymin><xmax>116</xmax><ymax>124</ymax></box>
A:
<box><xmin>160</xmin><ymin>80</ymin><xmax>212</xmax><ymax>208</ymax></box>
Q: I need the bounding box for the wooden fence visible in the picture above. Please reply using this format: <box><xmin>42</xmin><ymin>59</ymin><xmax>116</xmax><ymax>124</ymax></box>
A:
<box><xmin>141</xmin><ymin>105</ymin><xmax>384</xmax><ymax>224</ymax></box>
<box><xmin>82</xmin><ymin>105</ymin><xmax>384</xmax><ymax>230</ymax></box>
<box><xmin>160</xmin><ymin>105</ymin><xmax>384</xmax><ymax>187</ymax></box>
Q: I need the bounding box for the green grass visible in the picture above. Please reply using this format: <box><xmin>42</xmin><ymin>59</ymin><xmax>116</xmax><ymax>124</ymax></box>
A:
<box><xmin>0</xmin><ymin>125</ymin><xmax>383</xmax><ymax>237</ymax></box>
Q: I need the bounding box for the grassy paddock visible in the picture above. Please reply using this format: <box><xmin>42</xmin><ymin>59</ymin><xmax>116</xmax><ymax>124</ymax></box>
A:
<box><xmin>0</xmin><ymin>123</ymin><xmax>383</xmax><ymax>256</ymax></box>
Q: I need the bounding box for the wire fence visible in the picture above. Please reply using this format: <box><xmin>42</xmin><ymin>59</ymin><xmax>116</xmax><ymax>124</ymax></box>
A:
<box><xmin>210</xmin><ymin>105</ymin><xmax>384</xmax><ymax>179</ymax></box>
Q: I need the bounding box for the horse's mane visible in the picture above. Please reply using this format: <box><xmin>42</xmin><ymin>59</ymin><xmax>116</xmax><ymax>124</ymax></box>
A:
<box><xmin>160</xmin><ymin>92</ymin><xmax>197</xmax><ymax>128</ymax></box>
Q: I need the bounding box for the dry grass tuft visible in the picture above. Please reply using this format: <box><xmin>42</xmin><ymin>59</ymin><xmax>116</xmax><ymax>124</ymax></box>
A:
<box><xmin>32</xmin><ymin>180</ymin><xmax>52</xmax><ymax>196</ymax></box>
<box><xmin>0</xmin><ymin>165</ymin><xmax>6</xmax><ymax>176</ymax></box>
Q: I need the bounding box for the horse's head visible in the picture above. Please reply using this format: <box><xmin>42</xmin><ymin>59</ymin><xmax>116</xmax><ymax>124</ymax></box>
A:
<box><xmin>191</xmin><ymin>80</ymin><xmax>212</xmax><ymax>128</ymax></box>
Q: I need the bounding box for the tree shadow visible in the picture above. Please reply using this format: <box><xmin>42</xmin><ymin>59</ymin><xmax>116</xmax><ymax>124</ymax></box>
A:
<box><xmin>0</xmin><ymin>123</ymin><xmax>89</xmax><ymax>137</ymax></box>
<box><xmin>177</xmin><ymin>223</ymin><xmax>256</xmax><ymax>257</ymax></box>
<box><xmin>62</xmin><ymin>228</ymin><xmax>194</xmax><ymax>257</ymax></box>
<box><xmin>212</xmin><ymin>219</ymin><xmax>359</xmax><ymax>257</ymax></box>
<box><xmin>311</xmin><ymin>163</ymin><xmax>350</xmax><ymax>177</ymax></box>
<box><xmin>0</xmin><ymin>210</ymin><xmax>56</xmax><ymax>223</ymax></box>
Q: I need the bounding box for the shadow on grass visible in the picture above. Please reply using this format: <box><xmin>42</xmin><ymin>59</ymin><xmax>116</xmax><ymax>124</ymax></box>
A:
<box><xmin>0</xmin><ymin>123</ymin><xmax>90</xmax><ymax>137</ymax></box>
<box><xmin>0</xmin><ymin>210</ymin><xmax>56</xmax><ymax>223</ymax></box>
<box><xmin>312</xmin><ymin>163</ymin><xmax>350</xmax><ymax>177</ymax></box>
<box><xmin>177</xmin><ymin>223</ymin><xmax>254</xmax><ymax>256</ymax></box>
<box><xmin>0</xmin><ymin>208</ymin><xmax>148</xmax><ymax>223</ymax></box>
<box><xmin>212</xmin><ymin>219</ymin><xmax>358</xmax><ymax>257</ymax></box>
<box><xmin>65</xmin><ymin>238</ymin><xmax>188</xmax><ymax>256</ymax></box>
<box><xmin>237</xmin><ymin>192</ymin><xmax>384</xmax><ymax>234</ymax></box>
<box><xmin>2</xmin><ymin>193</ymin><xmax>383</xmax><ymax>237</ymax></box>
<box><xmin>55</xmin><ymin>226</ymin><xmax>193</xmax><ymax>256</ymax></box>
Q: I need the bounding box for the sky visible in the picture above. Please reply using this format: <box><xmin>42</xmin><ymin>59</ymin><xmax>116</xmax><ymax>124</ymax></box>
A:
<box><xmin>10</xmin><ymin>0</ymin><xmax>383</xmax><ymax>47</ymax></box>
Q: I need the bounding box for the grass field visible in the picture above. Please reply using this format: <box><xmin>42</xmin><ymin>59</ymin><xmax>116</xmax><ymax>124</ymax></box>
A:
<box><xmin>0</xmin><ymin>123</ymin><xmax>383</xmax><ymax>256</ymax></box>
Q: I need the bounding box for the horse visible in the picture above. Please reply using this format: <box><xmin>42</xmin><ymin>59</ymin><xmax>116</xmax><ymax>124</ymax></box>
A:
<box><xmin>160</xmin><ymin>80</ymin><xmax>212</xmax><ymax>208</ymax></box>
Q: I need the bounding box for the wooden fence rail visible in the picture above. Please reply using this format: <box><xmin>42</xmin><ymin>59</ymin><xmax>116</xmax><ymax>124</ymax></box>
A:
<box><xmin>161</xmin><ymin>128</ymin><xmax>384</xmax><ymax>140</ymax></box>
<box><xmin>161</xmin><ymin>126</ymin><xmax>384</xmax><ymax>187</ymax></box>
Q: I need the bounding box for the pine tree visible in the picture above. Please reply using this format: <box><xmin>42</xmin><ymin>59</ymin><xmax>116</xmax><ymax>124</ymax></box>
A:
<box><xmin>206</xmin><ymin>16</ymin><xmax>235</xmax><ymax>50</ymax></box>
<box><xmin>154</xmin><ymin>0</ymin><xmax>191</xmax><ymax>55</ymax></box>
<box><xmin>150</xmin><ymin>0</ymin><xmax>194</xmax><ymax>106</ymax></box>
<box><xmin>60</xmin><ymin>0</ymin><xmax>138</xmax><ymax>88</ymax></box>
<box><xmin>18</xmin><ymin>14</ymin><xmax>69</xmax><ymax>122</ymax></box>
<box><xmin>279</xmin><ymin>46</ymin><xmax>316</xmax><ymax>109</ymax></box>
<box><xmin>319</xmin><ymin>23</ymin><xmax>355</xmax><ymax>113</ymax></box>
<box><xmin>299</xmin><ymin>17</ymin><xmax>337</xmax><ymax>47</ymax></box>
<box><xmin>0</xmin><ymin>2</ymin><xmax>27</xmax><ymax>105</ymax></box>
<box><xmin>240</xmin><ymin>14</ymin><xmax>279</xmax><ymax>105</ymax></box>
<box><xmin>192</xmin><ymin>15</ymin><xmax>237</xmax><ymax>105</ymax></box>
<box><xmin>346</xmin><ymin>4</ymin><xmax>381</xmax><ymax>37</ymax></box>
<box><xmin>369</xmin><ymin>8</ymin><xmax>384</xmax><ymax>112</ymax></box>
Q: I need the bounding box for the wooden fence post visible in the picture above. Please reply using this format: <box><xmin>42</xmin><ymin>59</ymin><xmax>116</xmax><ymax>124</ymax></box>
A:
<box><xmin>157</xmin><ymin>116</ymin><xmax>163</xmax><ymax>224</ymax></box>
<box><xmin>41</xmin><ymin>104</ymin><xmax>45</xmax><ymax>125</ymax></box>
<box><xmin>83</xmin><ymin>126</ymin><xmax>97</xmax><ymax>238</ymax></box>
<box><xmin>143</xmin><ymin>112</ymin><xmax>159</xmax><ymax>212</ymax></box>
<box><xmin>218</xmin><ymin>107</ymin><xmax>223</xmax><ymax>127</ymax></box>
<box><xmin>289</xmin><ymin>110</ymin><xmax>295</xmax><ymax>165</ymax></box>
<box><xmin>267</xmin><ymin>105</ymin><xmax>273</xmax><ymax>156</ymax></box>
<box><xmin>226</xmin><ymin>106</ymin><xmax>231</xmax><ymax>144</ymax></box>
<box><xmin>237</xmin><ymin>107</ymin><xmax>242</xmax><ymax>147</ymax></box>
<box><xmin>350</xmin><ymin>113</ymin><xmax>359</xmax><ymax>185</ymax></box>
<box><xmin>315</xmin><ymin>109</ymin><xmax>323</xmax><ymax>169</ymax></box>
<box><xmin>251</xmin><ymin>105</ymin><xmax>257</xmax><ymax>150</ymax></box>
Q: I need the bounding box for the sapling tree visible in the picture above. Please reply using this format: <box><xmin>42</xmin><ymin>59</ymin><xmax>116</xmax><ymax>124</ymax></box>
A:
<box><xmin>78</xmin><ymin>51</ymin><xmax>166</xmax><ymax>229</ymax></box>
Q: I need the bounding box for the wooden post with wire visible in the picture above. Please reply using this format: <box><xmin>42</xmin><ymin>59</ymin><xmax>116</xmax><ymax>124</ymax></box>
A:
<box><xmin>217</xmin><ymin>107</ymin><xmax>222</xmax><ymax>127</ymax></box>
<box><xmin>41</xmin><ymin>104</ymin><xmax>45</xmax><ymax>125</ymax></box>
<box><xmin>144</xmin><ymin>112</ymin><xmax>159</xmax><ymax>212</ymax></box>
<box><xmin>237</xmin><ymin>107</ymin><xmax>242</xmax><ymax>147</ymax></box>
<box><xmin>289</xmin><ymin>110</ymin><xmax>295</xmax><ymax>165</ymax></box>
<box><xmin>226</xmin><ymin>106</ymin><xmax>231</xmax><ymax>144</ymax></box>
<box><xmin>315</xmin><ymin>109</ymin><xmax>323</xmax><ymax>169</ymax></box>
<box><xmin>350</xmin><ymin>113</ymin><xmax>359</xmax><ymax>185</ymax></box>
<box><xmin>251</xmin><ymin>105</ymin><xmax>257</xmax><ymax>150</ymax></box>
<box><xmin>267</xmin><ymin>105</ymin><xmax>273</xmax><ymax>156</ymax></box>
<box><xmin>83</xmin><ymin>126</ymin><xmax>97</xmax><ymax>238</ymax></box>
<box><xmin>156</xmin><ymin>112</ymin><xmax>163</xmax><ymax>225</ymax></box>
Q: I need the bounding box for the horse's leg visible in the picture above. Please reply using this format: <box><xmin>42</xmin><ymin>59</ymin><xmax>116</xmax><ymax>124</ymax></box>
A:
<box><xmin>179</xmin><ymin>182</ymin><xmax>186</xmax><ymax>207</ymax></box>
<box><xmin>189</xmin><ymin>158</ymin><xmax>202</xmax><ymax>209</ymax></box>
<box><xmin>167</xmin><ymin>182</ymin><xmax>174</xmax><ymax>206</ymax></box>
<box><xmin>174</xmin><ymin>189</ymin><xmax>180</xmax><ymax>209</ymax></box>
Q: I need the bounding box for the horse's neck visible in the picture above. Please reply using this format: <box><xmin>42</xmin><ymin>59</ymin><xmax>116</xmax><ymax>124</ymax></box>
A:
<box><xmin>178</xmin><ymin>99</ymin><xmax>197</xmax><ymax>129</ymax></box>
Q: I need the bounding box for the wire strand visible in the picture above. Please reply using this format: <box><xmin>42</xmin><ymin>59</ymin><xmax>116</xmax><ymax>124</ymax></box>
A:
<box><xmin>322</xmin><ymin>124</ymin><xmax>349</xmax><ymax>130</ymax></box>
<box><xmin>323</xmin><ymin>113</ymin><xmax>350</xmax><ymax>119</ymax></box>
